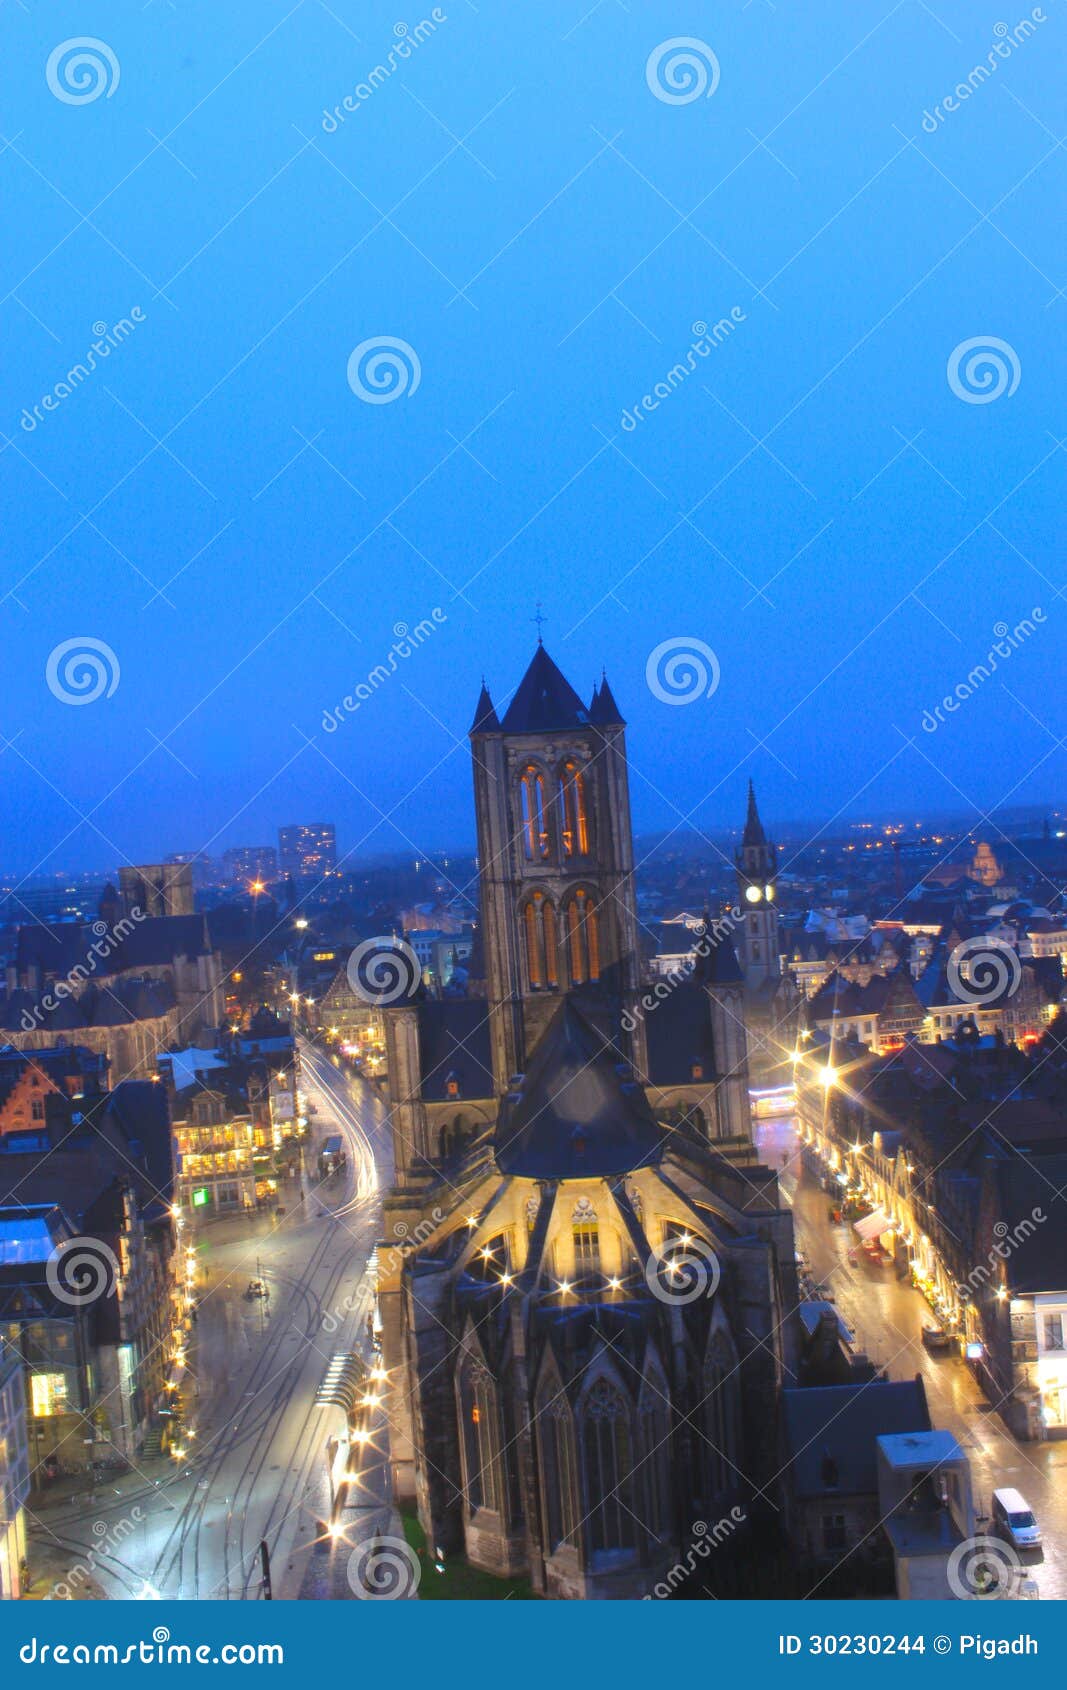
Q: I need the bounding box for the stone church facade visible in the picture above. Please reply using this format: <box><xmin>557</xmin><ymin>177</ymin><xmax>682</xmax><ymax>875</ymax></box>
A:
<box><xmin>376</xmin><ymin>645</ymin><xmax>798</xmax><ymax>1598</ymax></box>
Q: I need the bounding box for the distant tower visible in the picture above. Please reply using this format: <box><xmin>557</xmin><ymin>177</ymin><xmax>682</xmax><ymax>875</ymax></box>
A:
<box><xmin>735</xmin><ymin>782</ymin><xmax>780</xmax><ymax>992</ymax></box>
<box><xmin>469</xmin><ymin>646</ymin><xmax>646</xmax><ymax>1089</ymax></box>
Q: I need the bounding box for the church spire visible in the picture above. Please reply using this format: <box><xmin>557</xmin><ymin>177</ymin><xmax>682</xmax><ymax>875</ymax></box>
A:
<box><xmin>742</xmin><ymin>779</ymin><xmax>766</xmax><ymax>847</ymax></box>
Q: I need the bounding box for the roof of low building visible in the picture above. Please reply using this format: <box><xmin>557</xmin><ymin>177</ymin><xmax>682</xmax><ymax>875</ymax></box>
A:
<box><xmin>782</xmin><ymin>1378</ymin><xmax>930</xmax><ymax>1498</ymax></box>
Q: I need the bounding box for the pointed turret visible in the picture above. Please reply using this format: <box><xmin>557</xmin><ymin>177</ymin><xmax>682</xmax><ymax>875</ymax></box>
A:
<box><xmin>589</xmin><ymin>670</ymin><xmax>625</xmax><ymax>726</ymax></box>
<box><xmin>469</xmin><ymin>680</ymin><xmax>501</xmax><ymax>735</ymax></box>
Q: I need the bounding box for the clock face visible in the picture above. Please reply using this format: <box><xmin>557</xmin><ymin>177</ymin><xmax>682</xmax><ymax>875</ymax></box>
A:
<box><xmin>764</xmin><ymin>884</ymin><xmax>775</xmax><ymax>901</ymax></box>
<box><xmin>745</xmin><ymin>884</ymin><xmax>762</xmax><ymax>903</ymax></box>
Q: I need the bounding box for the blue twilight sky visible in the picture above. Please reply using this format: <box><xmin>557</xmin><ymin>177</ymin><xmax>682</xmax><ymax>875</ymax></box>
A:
<box><xmin>1</xmin><ymin>0</ymin><xmax>1064</xmax><ymax>879</ymax></box>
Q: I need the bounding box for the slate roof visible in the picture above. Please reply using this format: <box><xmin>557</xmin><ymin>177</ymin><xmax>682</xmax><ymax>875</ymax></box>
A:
<box><xmin>645</xmin><ymin>980</ymin><xmax>718</xmax><ymax>1086</ymax></box>
<box><xmin>782</xmin><ymin>1379</ymin><xmax>930</xmax><ymax>1498</ymax></box>
<box><xmin>415</xmin><ymin>999</ymin><xmax>494</xmax><ymax>1101</ymax></box>
<box><xmin>499</xmin><ymin>645</ymin><xmax>590</xmax><ymax>734</ymax></box>
<box><xmin>495</xmin><ymin>997</ymin><xmax>666</xmax><ymax>1178</ymax></box>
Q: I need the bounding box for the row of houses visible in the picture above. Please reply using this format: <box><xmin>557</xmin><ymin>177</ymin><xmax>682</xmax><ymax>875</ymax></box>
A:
<box><xmin>796</xmin><ymin>1017</ymin><xmax>1067</xmax><ymax>1441</ymax></box>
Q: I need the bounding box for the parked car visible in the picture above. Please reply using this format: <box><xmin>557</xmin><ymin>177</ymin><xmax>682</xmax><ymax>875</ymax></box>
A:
<box><xmin>992</xmin><ymin>1487</ymin><xmax>1042</xmax><ymax>1550</ymax></box>
<box><xmin>921</xmin><ymin>1324</ymin><xmax>952</xmax><ymax>1353</ymax></box>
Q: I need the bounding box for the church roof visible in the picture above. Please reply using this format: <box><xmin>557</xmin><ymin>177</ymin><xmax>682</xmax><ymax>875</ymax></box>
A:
<box><xmin>495</xmin><ymin>997</ymin><xmax>666</xmax><ymax>1178</ymax></box>
<box><xmin>742</xmin><ymin>780</ymin><xmax>766</xmax><ymax>847</ymax></box>
<box><xmin>499</xmin><ymin>645</ymin><xmax>590</xmax><ymax>734</ymax></box>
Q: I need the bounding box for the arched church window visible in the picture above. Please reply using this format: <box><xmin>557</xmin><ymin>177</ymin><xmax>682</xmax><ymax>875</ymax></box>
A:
<box><xmin>538</xmin><ymin>1395</ymin><xmax>580</xmax><ymax>1552</ymax></box>
<box><xmin>702</xmin><ymin>1334</ymin><xmax>739</xmax><ymax>1503</ymax></box>
<box><xmin>581</xmin><ymin>1379</ymin><xmax>636</xmax><ymax>1554</ymax></box>
<box><xmin>520</xmin><ymin>766</ymin><xmax>550</xmax><ymax>861</ymax></box>
<box><xmin>564</xmin><ymin>890</ymin><xmax>600</xmax><ymax>985</ymax></box>
<box><xmin>558</xmin><ymin>761</ymin><xmax>589</xmax><ymax>857</ymax></box>
<box><xmin>458</xmin><ymin>1358</ymin><xmax>504</xmax><ymax>1514</ymax></box>
<box><xmin>523</xmin><ymin>892</ymin><xmax>558</xmax><ymax>991</ymax></box>
<box><xmin>638</xmin><ymin>1388</ymin><xmax>672</xmax><ymax>1539</ymax></box>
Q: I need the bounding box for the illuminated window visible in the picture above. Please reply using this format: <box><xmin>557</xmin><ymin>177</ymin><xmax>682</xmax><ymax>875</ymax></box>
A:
<box><xmin>523</xmin><ymin>893</ymin><xmax>558</xmax><ymax>991</ymax></box>
<box><xmin>539</xmin><ymin>1396</ymin><xmax>580</xmax><ymax>1551</ymax></box>
<box><xmin>558</xmin><ymin>762</ymin><xmax>589</xmax><ymax>857</ymax></box>
<box><xmin>564</xmin><ymin>890</ymin><xmax>600</xmax><ymax>985</ymax></box>
<box><xmin>519</xmin><ymin>766</ymin><xmax>550</xmax><ymax>861</ymax></box>
<box><xmin>458</xmin><ymin>1359</ymin><xmax>503</xmax><ymax>1514</ymax></box>
<box><xmin>30</xmin><ymin>1373</ymin><xmax>68</xmax><ymax>1418</ymax></box>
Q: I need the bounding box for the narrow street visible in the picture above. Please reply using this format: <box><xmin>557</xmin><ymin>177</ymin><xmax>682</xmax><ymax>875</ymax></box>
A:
<box><xmin>757</xmin><ymin>1112</ymin><xmax>1067</xmax><ymax>1600</ymax></box>
<box><xmin>30</xmin><ymin>1040</ymin><xmax>395</xmax><ymax>1601</ymax></box>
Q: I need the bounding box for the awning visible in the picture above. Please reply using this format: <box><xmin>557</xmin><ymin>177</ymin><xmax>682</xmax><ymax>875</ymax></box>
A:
<box><xmin>854</xmin><ymin>1209</ymin><xmax>891</xmax><ymax>1241</ymax></box>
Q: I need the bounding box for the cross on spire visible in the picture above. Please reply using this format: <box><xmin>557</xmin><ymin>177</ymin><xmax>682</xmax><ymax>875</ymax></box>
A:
<box><xmin>532</xmin><ymin>602</ymin><xmax>547</xmax><ymax>644</ymax></box>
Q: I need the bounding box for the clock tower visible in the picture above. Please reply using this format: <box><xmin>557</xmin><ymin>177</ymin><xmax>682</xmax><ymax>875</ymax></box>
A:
<box><xmin>735</xmin><ymin>781</ymin><xmax>780</xmax><ymax>992</ymax></box>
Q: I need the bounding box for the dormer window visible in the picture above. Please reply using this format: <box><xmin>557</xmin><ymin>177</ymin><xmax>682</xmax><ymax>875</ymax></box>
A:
<box><xmin>691</xmin><ymin>1062</ymin><xmax>704</xmax><ymax>1081</ymax></box>
<box><xmin>445</xmin><ymin>1073</ymin><xmax>461</xmax><ymax>1099</ymax></box>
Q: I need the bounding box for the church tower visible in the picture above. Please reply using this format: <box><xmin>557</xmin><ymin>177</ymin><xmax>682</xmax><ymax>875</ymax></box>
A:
<box><xmin>470</xmin><ymin>644</ymin><xmax>647</xmax><ymax>1090</ymax></box>
<box><xmin>735</xmin><ymin>782</ymin><xmax>780</xmax><ymax>992</ymax></box>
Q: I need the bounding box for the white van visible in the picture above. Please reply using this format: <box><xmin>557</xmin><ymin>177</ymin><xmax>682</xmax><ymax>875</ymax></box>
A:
<box><xmin>992</xmin><ymin>1487</ymin><xmax>1042</xmax><ymax>1549</ymax></box>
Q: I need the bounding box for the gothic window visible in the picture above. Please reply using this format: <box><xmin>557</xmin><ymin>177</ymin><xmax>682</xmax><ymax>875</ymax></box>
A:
<box><xmin>638</xmin><ymin>1387</ymin><xmax>672</xmax><ymax>1540</ymax></box>
<box><xmin>558</xmin><ymin>761</ymin><xmax>589</xmax><ymax>857</ymax></box>
<box><xmin>523</xmin><ymin>892</ymin><xmax>558</xmax><ymax>991</ymax></box>
<box><xmin>564</xmin><ymin>890</ymin><xmax>600</xmax><ymax>985</ymax></box>
<box><xmin>581</xmin><ymin>1379</ymin><xmax>636</xmax><ymax>1555</ymax></box>
<box><xmin>520</xmin><ymin>765</ymin><xmax>550</xmax><ymax>861</ymax></box>
<box><xmin>539</xmin><ymin>1395</ymin><xmax>580</xmax><ymax>1552</ymax></box>
<box><xmin>702</xmin><ymin>1333</ymin><xmax>739</xmax><ymax>1503</ymax></box>
<box><xmin>458</xmin><ymin>1358</ymin><xmax>504</xmax><ymax>1515</ymax></box>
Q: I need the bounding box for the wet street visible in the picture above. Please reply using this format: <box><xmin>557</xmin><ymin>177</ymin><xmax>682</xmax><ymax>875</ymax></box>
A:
<box><xmin>757</xmin><ymin>1112</ymin><xmax>1067</xmax><ymax>1600</ymax></box>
